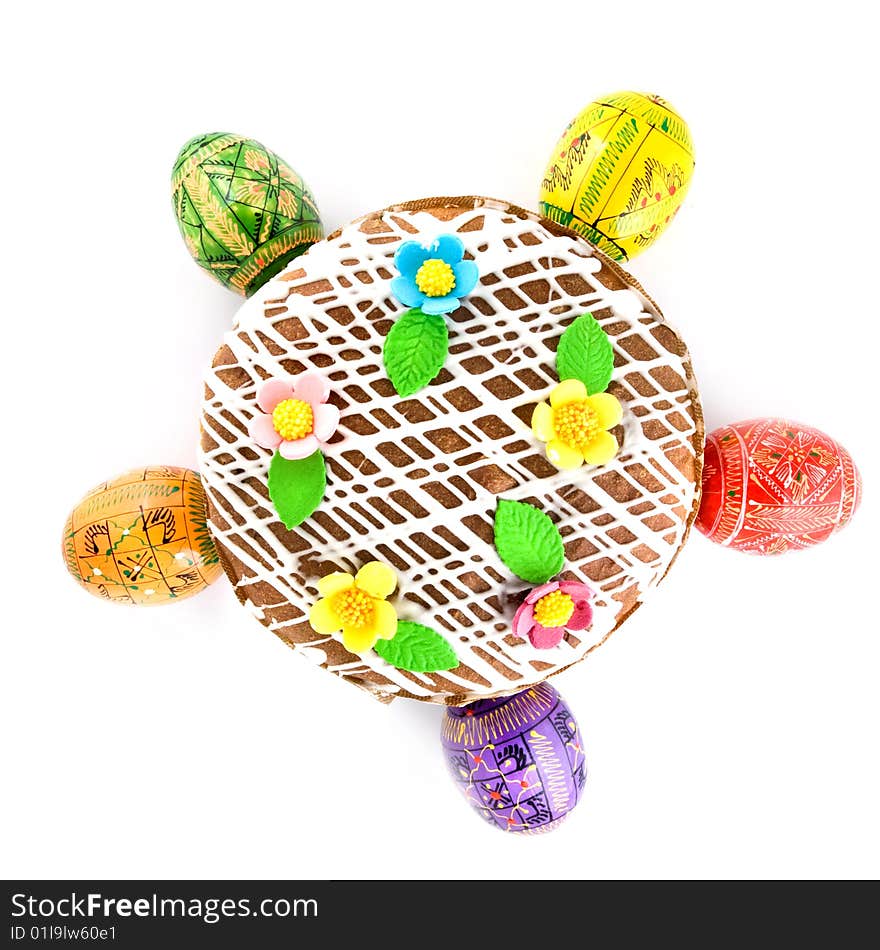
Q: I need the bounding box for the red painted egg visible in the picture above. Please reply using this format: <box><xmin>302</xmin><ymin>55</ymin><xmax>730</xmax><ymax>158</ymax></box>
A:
<box><xmin>696</xmin><ymin>419</ymin><xmax>861</xmax><ymax>555</ymax></box>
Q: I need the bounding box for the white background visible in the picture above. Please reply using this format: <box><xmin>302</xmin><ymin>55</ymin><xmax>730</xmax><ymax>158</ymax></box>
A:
<box><xmin>2</xmin><ymin>1</ymin><xmax>877</xmax><ymax>880</ymax></box>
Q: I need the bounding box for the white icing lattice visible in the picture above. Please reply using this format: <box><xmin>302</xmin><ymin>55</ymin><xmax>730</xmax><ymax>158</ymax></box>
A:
<box><xmin>199</xmin><ymin>198</ymin><xmax>702</xmax><ymax>704</ymax></box>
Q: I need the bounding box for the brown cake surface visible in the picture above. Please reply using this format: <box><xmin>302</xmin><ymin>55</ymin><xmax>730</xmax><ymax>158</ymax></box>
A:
<box><xmin>199</xmin><ymin>197</ymin><xmax>703</xmax><ymax>704</ymax></box>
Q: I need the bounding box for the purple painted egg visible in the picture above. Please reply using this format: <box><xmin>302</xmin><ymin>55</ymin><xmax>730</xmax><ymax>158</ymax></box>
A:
<box><xmin>441</xmin><ymin>682</ymin><xmax>586</xmax><ymax>833</ymax></box>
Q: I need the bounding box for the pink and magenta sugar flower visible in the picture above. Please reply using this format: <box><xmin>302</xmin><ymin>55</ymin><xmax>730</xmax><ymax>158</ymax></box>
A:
<box><xmin>248</xmin><ymin>372</ymin><xmax>340</xmax><ymax>460</ymax></box>
<box><xmin>512</xmin><ymin>580</ymin><xmax>594</xmax><ymax>649</ymax></box>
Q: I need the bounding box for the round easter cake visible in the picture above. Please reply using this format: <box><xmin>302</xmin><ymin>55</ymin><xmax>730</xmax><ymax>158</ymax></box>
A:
<box><xmin>199</xmin><ymin>197</ymin><xmax>704</xmax><ymax>704</ymax></box>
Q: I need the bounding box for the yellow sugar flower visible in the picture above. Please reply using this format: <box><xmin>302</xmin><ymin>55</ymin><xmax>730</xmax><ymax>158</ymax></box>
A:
<box><xmin>308</xmin><ymin>561</ymin><xmax>398</xmax><ymax>653</ymax></box>
<box><xmin>532</xmin><ymin>379</ymin><xmax>623</xmax><ymax>470</ymax></box>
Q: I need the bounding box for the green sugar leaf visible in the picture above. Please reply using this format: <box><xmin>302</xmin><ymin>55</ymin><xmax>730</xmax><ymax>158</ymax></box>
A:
<box><xmin>556</xmin><ymin>312</ymin><xmax>614</xmax><ymax>394</ymax></box>
<box><xmin>375</xmin><ymin>621</ymin><xmax>459</xmax><ymax>672</ymax></box>
<box><xmin>494</xmin><ymin>499</ymin><xmax>564</xmax><ymax>584</ymax></box>
<box><xmin>383</xmin><ymin>308</ymin><xmax>449</xmax><ymax>397</ymax></box>
<box><xmin>267</xmin><ymin>450</ymin><xmax>326</xmax><ymax>529</ymax></box>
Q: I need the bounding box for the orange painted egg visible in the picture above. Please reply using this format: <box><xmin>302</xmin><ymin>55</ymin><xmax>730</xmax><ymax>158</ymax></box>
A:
<box><xmin>62</xmin><ymin>466</ymin><xmax>222</xmax><ymax>604</ymax></box>
<box><xmin>696</xmin><ymin>419</ymin><xmax>862</xmax><ymax>555</ymax></box>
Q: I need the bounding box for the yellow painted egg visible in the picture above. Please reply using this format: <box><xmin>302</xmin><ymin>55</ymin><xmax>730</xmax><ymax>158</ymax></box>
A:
<box><xmin>62</xmin><ymin>466</ymin><xmax>222</xmax><ymax>605</ymax></box>
<box><xmin>539</xmin><ymin>91</ymin><xmax>695</xmax><ymax>262</ymax></box>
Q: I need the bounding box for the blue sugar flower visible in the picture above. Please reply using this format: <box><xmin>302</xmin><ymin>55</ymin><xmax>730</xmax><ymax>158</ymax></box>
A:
<box><xmin>390</xmin><ymin>234</ymin><xmax>479</xmax><ymax>315</ymax></box>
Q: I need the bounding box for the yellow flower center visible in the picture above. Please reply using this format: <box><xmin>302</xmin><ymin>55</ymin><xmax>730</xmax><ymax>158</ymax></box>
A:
<box><xmin>415</xmin><ymin>258</ymin><xmax>456</xmax><ymax>297</ymax></box>
<box><xmin>332</xmin><ymin>587</ymin><xmax>375</xmax><ymax>628</ymax></box>
<box><xmin>532</xmin><ymin>590</ymin><xmax>575</xmax><ymax>628</ymax></box>
<box><xmin>553</xmin><ymin>400</ymin><xmax>599</xmax><ymax>449</ymax></box>
<box><xmin>272</xmin><ymin>398</ymin><xmax>314</xmax><ymax>441</ymax></box>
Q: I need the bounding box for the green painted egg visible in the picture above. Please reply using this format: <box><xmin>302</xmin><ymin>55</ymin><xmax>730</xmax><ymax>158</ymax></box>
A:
<box><xmin>171</xmin><ymin>132</ymin><xmax>323</xmax><ymax>296</ymax></box>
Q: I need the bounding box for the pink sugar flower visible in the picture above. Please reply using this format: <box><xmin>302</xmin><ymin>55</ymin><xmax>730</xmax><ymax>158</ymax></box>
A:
<box><xmin>248</xmin><ymin>372</ymin><xmax>340</xmax><ymax>460</ymax></box>
<box><xmin>512</xmin><ymin>580</ymin><xmax>594</xmax><ymax>650</ymax></box>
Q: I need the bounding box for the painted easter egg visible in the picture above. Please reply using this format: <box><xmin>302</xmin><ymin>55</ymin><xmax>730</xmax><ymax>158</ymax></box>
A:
<box><xmin>441</xmin><ymin>682</ymin><xmax>586</xmax><ymax>833</ymax></box>
<box><xmin>539</xmin><ymin>91</ymin><xmax>694</xmax><ymax>262</ymax></box>
<box><xmin>696</xmin><ymin>419</ymin><xmax>862</xmax><ymax>555</ymax></box>
<box><xmin>62</xmin><ymin>466</ymin><xmax>222</xmax><ymax>604</ymax></box>
<box><xmin>171</xmin><ymin>132</ymin><xmax>323</xmax><ymax>296</ymax></box>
